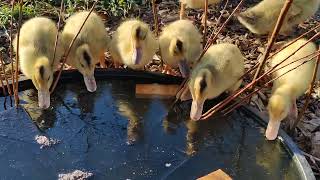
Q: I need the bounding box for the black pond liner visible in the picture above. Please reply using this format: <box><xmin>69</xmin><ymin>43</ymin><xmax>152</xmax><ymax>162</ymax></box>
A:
<box><xmin>0</xmin><ymin>69</ymin><xmax>315</xmax><ymax>180</ymax></box>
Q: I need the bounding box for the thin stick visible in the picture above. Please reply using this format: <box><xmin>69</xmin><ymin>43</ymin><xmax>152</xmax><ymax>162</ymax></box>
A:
<box><xmin>291</xmin><ymin>47</ymin><xmax>320</xmax><ymax>131</ymax></box>
<box><xmin>14</xmin><ymin>0</ymin><xmax>23</xmax><ymax>107</ymax></box>
<box><xmin>51</xmin><ymin>0</ymin><xmax>64</xmax><ymax>67</ymax></box>
<box><xmin>222</xmin><ymin>51</ymin><xmax>320</xmax><ymax>116</ymax></box>
<box><xmin>203</xmin><ymin>0</ymin><xmax>208</xmax><ymax>47</ymax></box>
<box><xmin>50</xmin><ymin>1</ymin><xmax>98</xmax><ymax>94</ymax></box>
<box><xmin>180</xmin><ymin>2</ymin><xmax>186</xmax><ymax>20</ymax></box>
<box><xmin>251</xmin><ymin>0</ymin><xmax>293</xmax><ymax>95</ymax></box>
<box><xmin>215</xmin><ymin>0</ymin><xmax>229</xmax><ymax>26</ymax></box>
<box><xmin>200</xmin><ymin>33</ymin><xmax>319</xmax><ymax>119</ymax></box>
<box><xmin>151</xmin><ymin>0</ymin><xmax>159</xmax><ymax>36</ymax></box>
<box><xmin>9</xmin><ymin>0</ymin><xmax>15</xmax><ymax>107</ymax></box>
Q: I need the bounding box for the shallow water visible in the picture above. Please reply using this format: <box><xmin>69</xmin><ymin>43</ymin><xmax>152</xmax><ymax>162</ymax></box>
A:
<box><xmin>0</xmin><ymin>80</ymin><xmax>300</xmax><ymax>180</ymax></box>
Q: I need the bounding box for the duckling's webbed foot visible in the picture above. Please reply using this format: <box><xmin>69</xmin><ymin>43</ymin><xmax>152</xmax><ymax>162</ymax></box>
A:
<box><xmin>162</xmin><ymin>64</ymin><xmax>179</xmax><ymax>76</ymax></box>
<box><xmin>201</xmin><ymin>14</ymin><xmax>214</xmax><ymax>27</ymax></box>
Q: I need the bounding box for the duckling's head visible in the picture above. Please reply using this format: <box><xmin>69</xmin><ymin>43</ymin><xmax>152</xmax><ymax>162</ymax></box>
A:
<box><xmin>189</xmin><ymin>68</ymin><xmax>213</xmax><ymax>120</ymax></box>
<box><xmin>32</xmin><ymin>57</ymin><xmax>53</xmax><ymax>109</ymax></box>
<box><xmin>237</xmin><ymin>10</ymin><xmax>266</xmax><ymax>35</ymax></box>
<box><xmin>266</xmin><ymin>93</ymin><xmax>291</xmax><ymax>140</ymax></box>
<box><xmin>169</xmin><ymin>38</ymin><xmax>190</xmax><ymax>77</ymax></box>
<box><xmin>74</xmin><ymin>44</ymin><xmax>97</xmax><ymax>92</ymax></box>
<box><xmin>131</xmin><ymin>25</ymin><xmax>148</xmax><ymax>65</ymax></box>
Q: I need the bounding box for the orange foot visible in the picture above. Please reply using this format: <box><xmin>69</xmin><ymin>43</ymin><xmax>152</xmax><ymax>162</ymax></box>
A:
<box><xmin>162</xmin><ymin>64</ymin><xmax>178</xmax><ymax>76</ymax></box>
<box><xmin>99</xmin><ymin>53</ymin><xmax>107</xmax><ymax>68</ymax></box>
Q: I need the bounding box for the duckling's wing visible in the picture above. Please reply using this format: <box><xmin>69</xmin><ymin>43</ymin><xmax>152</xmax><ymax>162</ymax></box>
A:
<box><xmin>287</xmin><ymin>4</ymin><xmax>302</xmax><ymax>23</ymax></box>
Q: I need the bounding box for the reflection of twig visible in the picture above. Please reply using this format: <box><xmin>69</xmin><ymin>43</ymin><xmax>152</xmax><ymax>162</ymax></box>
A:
<box><xmin>50</xmin><ymin>1</ymin><xmax>99</xmax><ymax>93</ymax></box>
<box><xmin>291</xmin><ymin>47</ymin><xmax>320</xmax><ymax>132</ymax></box>
<box><xmin>251</xmin><ymin>0</ymin><xmax>293</xmax><ymax>98</ymax></box>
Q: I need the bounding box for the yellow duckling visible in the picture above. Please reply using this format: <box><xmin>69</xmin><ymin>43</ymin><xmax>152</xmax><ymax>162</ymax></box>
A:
<box><xmin>109</xmin><ymin>19</ymin><xmax>158</xmax><ymax>70</ymax></box>
<box><xmin>62</xmin><ymin>11</ymin><xmax>109</xmax><ymax>92</ymax></box>
<box><xmin>266</xmin><ymin>39</ymin><xmax>318</xmax><ymax>140</ymax></box>
<box><xmin>159</xmin><ymin>20</ymin><xmax>202</xmax><ymax>77</ymax></box>
<box><xmin>189</xmin><ymin>43</ymin><xmax>244</xmax><ymax>120</ymax></box>
<box><xmin>237</xmin><ymin>0</ymin><xmax>320</xmax><ymax>35</ymax></box>
<box><xmin>13</xmin><ymin>17</ymin><xmax>63</xmax><ymax>109</ymax></box>
<box><xmin>180</xmin><ymin>0</ymin><xmax>222</xmax><ymax>23</ymax></box>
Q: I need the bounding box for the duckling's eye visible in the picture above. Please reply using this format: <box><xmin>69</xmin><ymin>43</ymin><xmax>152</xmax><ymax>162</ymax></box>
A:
<box><xmin>80</xmin><ymin>62</ymin><xmax>85</xmax><ymax>68</ymax></box>
<box><xmin>47</xmin><ymin>76</ymin><xmax>50</xmax><ymax>81</ymax></box>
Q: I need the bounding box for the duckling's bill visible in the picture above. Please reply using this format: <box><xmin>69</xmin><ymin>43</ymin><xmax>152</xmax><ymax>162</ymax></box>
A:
<box><xmin>265</xmin><ymin>119</ymin><xmax>280</xmax><ymax>140</ymax></box>
<box><xmin>132</xmin><ymin>47</ymin><xmax>143</xmax><ymax>65</ymax></box>
<box><xmin>83</xmin><ymin>75</ymin><xmax>97</xmax><ymax>92</ymax></box>
<box><xmin>178</xmin><ymin>59</ymin><xmax>190</xmax><ymax>77</ymax></box>
<box><xmin>190</xmin><ymin>100</ymin><xmax>204</xmax><ymax>121</ymax></box>
<box><xmin>38</xmin><ymin>90</ymin><xmax>50</xmax><ymax>109</ymax></box>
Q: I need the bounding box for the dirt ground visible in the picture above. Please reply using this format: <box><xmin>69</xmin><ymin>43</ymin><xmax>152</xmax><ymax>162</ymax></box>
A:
<box><xmin>0</xmin><ymin>0</ymin><xmax>320</xmax><ymax>177</ymax></box>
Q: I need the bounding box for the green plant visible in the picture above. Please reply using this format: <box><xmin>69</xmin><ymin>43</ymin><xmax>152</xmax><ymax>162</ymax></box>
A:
<box><xmin>0</xmin><ymin>3</ymin><xmax>36</xmax><ymax>27</ymax></box>
<box><xmin>102</xmin><ymin>0</ymin><xmax>143</xmax><ymax>17</ymax></box>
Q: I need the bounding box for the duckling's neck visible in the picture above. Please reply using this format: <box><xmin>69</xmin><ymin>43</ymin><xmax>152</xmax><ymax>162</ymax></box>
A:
<box><xmin>273</xmin><ymin>84</ymin><xmax>296</xmax><ymax>101</ymax></box>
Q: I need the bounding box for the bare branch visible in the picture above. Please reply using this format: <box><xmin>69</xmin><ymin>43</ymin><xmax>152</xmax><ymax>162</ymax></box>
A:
<box><xmin>203</xmin><ymin>0</ymin><xmax>208</xmax><ymax>47</ymax></box>
<box><xmin>14</xmin><ymin>0</ymin><xmax>23</xmax><ymax>107</ymax></box>
<box><xmin>151</xmin><ymin>0</ymin><xmax>159</xmax><ymax>36</ymax></box>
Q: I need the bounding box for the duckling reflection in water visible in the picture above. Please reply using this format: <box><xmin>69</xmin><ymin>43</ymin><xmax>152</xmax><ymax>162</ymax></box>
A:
<box><xmin>20</xmin><ymin>89</ymin><xmax>57</xmax><ymax>130</ymax></box>
<box><xmin>110</xmin><ymin>80</ymin><xmax>144</xmax><ymax>144</ymax></box>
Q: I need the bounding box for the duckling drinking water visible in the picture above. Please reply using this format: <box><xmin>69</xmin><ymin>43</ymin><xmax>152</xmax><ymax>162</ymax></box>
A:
<box><xmin>237</xmin><ymin>0</ymin><xmax>320</xmax><ymax>35</ymax></box>
<box><xmin>61</xmin><ymin>11</ymin><xmax>109</xmax><ymax>92</ymax></box>
<box><xmin>14</xmin><ymin>17</ymin><xmax>64</xmax><ymax>109</ymax></box>
<box><xmin>189</xmin><ymin>43</ymin><xmax>245</xmax><ymax>120</ymax></box>
<box><xmin>159</xmin><ymin>20</ymin><xmax>202</xmax><ymax>77</ymax></box>
<box><xmin>266</xmin><ymin>39</ymin><xmax>318</xmax><ymax>140</ymax></box>
<box><xmin>109</xmin><ymin>19</ymin><xmax>158</xmax><ymax>70</ymax></box>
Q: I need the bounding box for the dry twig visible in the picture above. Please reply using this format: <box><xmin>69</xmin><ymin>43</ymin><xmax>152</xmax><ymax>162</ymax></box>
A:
<box><xmin>151</xmin><ymin>0</ymin><xmax>159</xmax><ymax>36</ymax></box>
<box><xmin>13</xmin><ymin>0</ymin><xmax>23</xmax><ymax>107</ymax></box>
<box><xmin>203</xmin><ymin>0</ymin><xmax>208</xmax><ymax>46</ymax></box>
